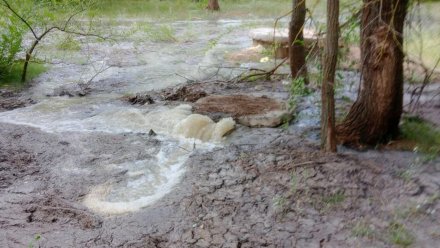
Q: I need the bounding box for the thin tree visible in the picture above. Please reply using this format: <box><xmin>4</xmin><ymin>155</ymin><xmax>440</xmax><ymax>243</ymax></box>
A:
<box><xmin>288</xmin><ymin>0</ymin><xmax>308</xmax><ymax>84</ymax></box>
<box><xmin>321</xmin><ymin>0</ymin><xmax>339</xmax><ymax>152</ymax></box>
<box><xmin>1</xmin><ymin>0</ymin><xmax>106</xmax><ymax>82</ymax></box>
<box><xmin>337</xmin><ymin>0</ymin><xmax>409</xmax><ymax>145</ymax></box>
<box><xmin>207</xmin><ymin>0</ymin><xmax>220</xmax><ymax>11</ymax></box>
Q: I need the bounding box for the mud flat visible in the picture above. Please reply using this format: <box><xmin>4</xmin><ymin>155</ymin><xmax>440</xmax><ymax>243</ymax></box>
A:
<box><xmin>1</xmin><ymin>78</ymin><xmax>439</xmax><ymax>247</ymax></box>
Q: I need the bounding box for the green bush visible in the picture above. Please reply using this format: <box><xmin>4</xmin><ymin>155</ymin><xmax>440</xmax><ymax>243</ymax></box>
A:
<box><xmin>0</xmin><ymin>15</ymin><xmax>24</xmax><ymax>79</ymax></box>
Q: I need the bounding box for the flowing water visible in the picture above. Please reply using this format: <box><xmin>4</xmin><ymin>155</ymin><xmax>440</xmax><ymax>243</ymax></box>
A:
<box><xmin>1</xmin><ymin>15</ymin><xmax>439</xmax><ymax>217</ymax></box>
<box><xmin>0</xmin><ymin>19</ymin><xmax>278</xmax><ymax>215</ymax></box>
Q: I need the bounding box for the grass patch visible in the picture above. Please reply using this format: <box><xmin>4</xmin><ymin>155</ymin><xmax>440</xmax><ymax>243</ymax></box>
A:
<box><xmin>387</xmin><ymin>222</ymin><xmax>415</xmax><ymax>247</ymax></box>
<box><xmin>352</xmin><ymin>221</ymin><xmax>375</xmax><ymax>239</ymax></box>
<box><xmin>91</xmin><ymin>0</ymin><xmax>294</xmax><ymax>20</ymax></box>
<box><xmin>322</xmin><ymin>192</ymin><xmax>346</xmax><ymax>205</ymax></box>
<box><xmin>400</xmin><ymin>116</ymin><xmax>440</xmax><ymax>160</ymax></box>
<box><xmin>0</xmin><ymin>62</ymin><xmax>47</xmax><ymax>90</ymax></box>
<box><xmin>145</xmin><ymin>24</ymin><xmax>177</xmax><ymax>42</ymax></box>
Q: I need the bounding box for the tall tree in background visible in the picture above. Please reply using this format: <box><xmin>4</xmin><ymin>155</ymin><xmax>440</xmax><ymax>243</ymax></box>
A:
<box><xmin>321</xmin><ymin>0</ymin><xmax>338</xmax><ymax>152</ymax></box>
<box><xmin>337</xmin><ymin>0</ymin><xmax>409</xmax><ymax>145</ymax></box>
<box><xmin>288</xmin><ymin>0</ymin><xmax>308</xmax><ymax>83</ymax></box>
<box><xmin>207</xmin><ymin>0</ymin><xmax>220</xmax><ymax>11</ymax></box>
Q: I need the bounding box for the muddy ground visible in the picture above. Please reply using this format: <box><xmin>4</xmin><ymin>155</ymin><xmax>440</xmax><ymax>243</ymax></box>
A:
<box><xmin>1</xmin><ymin>78</ymin><xmax>439</xmax><ymax>248</ymax></box>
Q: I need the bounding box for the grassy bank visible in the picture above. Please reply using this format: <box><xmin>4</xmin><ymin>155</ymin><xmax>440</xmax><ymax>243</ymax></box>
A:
<box><xmin>0</xmin><ymin>62</ymin><xmax>47</xmax><ymax>90</ymax></box>
<box><xmin>91</xmin><ymin>0</ymin><xmax>293</xmax><ymax>20</ymax></box>
<box><xmin>400</xmin><ymin>117</ymin><xmax>440</xmax><ymax>160</ymax></box>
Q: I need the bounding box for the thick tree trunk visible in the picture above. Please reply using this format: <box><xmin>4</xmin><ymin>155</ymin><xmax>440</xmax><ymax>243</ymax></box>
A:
<box><xmin>321</xmin><ymin>0</ymin><xmax>339</xmax><ymax>152</ymax></box>
<box><xmin>207</xmin><ymin>0</ymin><xmax>220</xmax><ymax>11</ymax></box>
<box><xmin>289</xmin><ymin>0</ymin><xmax>308</xmax><ymax>83</ymax></box>
<box><xmin>337</xmin><ymin>0</ymin><xmax>408</xmax><ymax>145</ymax></box>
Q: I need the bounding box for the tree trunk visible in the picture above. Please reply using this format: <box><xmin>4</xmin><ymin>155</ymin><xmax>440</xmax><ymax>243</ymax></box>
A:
<box><xmin>21</xmin><ymin>39</ymin><xmax>39</xmax><ymax>82</ymax></box>
<box><xmin>289</xmin><ymin>0</ymin><xmax>308</xmax><ymax>84</ymax></box>
<box><xmin>207</xmin><ymin>0</ymin><xmax>220</xmax><ymax>11</ymax></box>
<box><xmin>321</xmin><ymin>0</ymin><xmax>338</xmax><ymax>152</ymax></box>
<box><xmin>337</xmin><ymin>0</ymin><xmax>408</xmax><ymax>145</ymax></box>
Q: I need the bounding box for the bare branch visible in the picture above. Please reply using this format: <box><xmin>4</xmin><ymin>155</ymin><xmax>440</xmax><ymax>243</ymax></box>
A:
<box><xmin>1</xmin><ymin>0</ymin><xmax>38</xmax><ymax>39</ymax></box>
<box><xmin>234</xmin><ymin>58</ymin><xmax>288</xmax><ymax>83</ymax></box>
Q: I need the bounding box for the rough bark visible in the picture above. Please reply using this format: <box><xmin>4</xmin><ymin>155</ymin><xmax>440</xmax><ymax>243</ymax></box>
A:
<box><xmin>207</xmin><ymin>0</ymin><xmax>220</xmax><ymax>11</ymax></box>
<box><xmin>321</xmin><ymin>0</ymin><xmax>338</xmax><ymax>152</ymax></box>
<box><xmin>337</xmin><ymin>0</ymin><xmax>408</xmax><ymax>145</ymax></box>
<box><xmin>289</xmin><ymin>0</ymin><xmax>308</xmax><ymax>83</ymax></box>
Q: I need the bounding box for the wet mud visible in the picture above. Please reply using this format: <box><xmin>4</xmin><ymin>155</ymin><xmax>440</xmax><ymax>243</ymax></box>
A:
<box><xmin>1</xmin><ymin>19</ymin><xmax>439</xmax><ymax>247</ymax></box>
<box><xmin>1</xmin><ymin>122</ymin><xmax>439</xmax><ymax>247</ymax></box>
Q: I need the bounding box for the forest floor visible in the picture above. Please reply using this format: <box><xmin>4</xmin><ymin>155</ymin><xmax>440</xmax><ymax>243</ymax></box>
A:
<box><xmin>1</xmin><ymin>77</ymin><xmax>439</xmax><ymax>248</ymax></box>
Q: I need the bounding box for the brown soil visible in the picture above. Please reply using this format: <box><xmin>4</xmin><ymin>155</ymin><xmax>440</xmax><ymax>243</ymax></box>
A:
<box><xmin>194</xmin><ymin>94</ymin><xmax>283</xmax><ymax>117</ymax></box>
<box><xmin>161</xmin><ymin>85</ymin><xmax>207</xmax><ymax>102</ymax></box>
<box><xmin>121</xmin><ymin>93</ymin><xmax>155</xmax><ymax>105</ymax></box>
<box><xmin>0</xmin><ymin>90</ymin><xmax>34</xmax><ymax>111</ymax></box>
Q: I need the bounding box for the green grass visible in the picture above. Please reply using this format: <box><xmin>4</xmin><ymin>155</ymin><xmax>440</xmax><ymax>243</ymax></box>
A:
<box><xmin>388</xmin><ymin>222</ymin><xmax>415</xmax><ymax>247</ymax></box>
<box><xmin>400</xmin><ymin>117</ymin><xmax>440</xmax><ymax>160</ymax></box>
<box><xmin>91</xmin><ymin>0</ymin><xmax>294</xmax><ymax>20</ymax></box>
<box><xmin>322</xmin><ymin>192</ymin><xmax>346</xmax><ymax>205</ymax></box>
<box><xmin>0</xmin><ymin>62</ymin><xmax>47</xmax><ymax>90</ymax></box>
<box><xmin>351</xmin><ymin>221</ymin><xmax>375</xmax><ymax>239</ymax></box>
<box><xmin>144</xmin><ymin>24</ymin><xmax>177</xmax><ymax>42</ymax></box>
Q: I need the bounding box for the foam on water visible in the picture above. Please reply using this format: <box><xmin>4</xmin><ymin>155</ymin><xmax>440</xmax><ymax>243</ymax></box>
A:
<box><xmin>0</xmin><ymin>101</ymin><xmax>234</xmax><ymax>214</ymax></box>
<box><xmin>173</xmin><ymin>114</ymin><xmax>235</xmax><ymax>142</ymax></box>
<box><xmin>0</xmin><ymin>101</ymin><xmax>235</xmax><ymax>141</ymax></box>
<box><xmin>82</xmin><ymin>141</ymin><xmax>193</xmax><ymax>215</ymax></box>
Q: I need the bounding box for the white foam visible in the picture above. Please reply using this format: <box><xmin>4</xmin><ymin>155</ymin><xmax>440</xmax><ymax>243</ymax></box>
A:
<box><xmin>0</xmin><ymin>102</ymin><xmax>235</xmax><ymax>215</ymax></box>
<box><xmin>82</xmin><ymin>141</ymin><xmax>195</xmax><ymax>215</ymax></box>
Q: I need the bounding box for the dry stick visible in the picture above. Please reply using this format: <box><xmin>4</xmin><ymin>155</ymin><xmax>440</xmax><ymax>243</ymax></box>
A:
<box><xmin>85</xmin><ymin>65</ymin><xmax>112</xmax><ymax>85</ymax></box>
<box><xmin>234</xmin><ymin>57</ymin><xmax>288</xmax><ymax>83</ymax></box>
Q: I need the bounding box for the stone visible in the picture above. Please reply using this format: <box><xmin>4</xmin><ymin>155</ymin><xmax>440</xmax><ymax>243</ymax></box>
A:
<box><xmin>51</xmin><ymin>83</ymin><xmax>91</xmax><ymax>97</ymax></box>
<box><xmin>238</xmin><ymin>110</ymin><xmax>292</xmax><ymax>128</ymax></box>
<box><xmin>126</xmin><ymin>93</ymin><xmax>155</xmax><ymax>105</ymax></box>
<box><xmin>162</xmin><ymin>85</ymin><xmax>207</xmax><ymax>102</ymax></box>
<box><xmin>249</xmin><ymin>28</ymin><xmax>321</xmax><ymax>59</ymax></box>
<box><xmin>194</xmin><ymin>95</ymin><xmax>293</xmax><ymax>128</ymax></box>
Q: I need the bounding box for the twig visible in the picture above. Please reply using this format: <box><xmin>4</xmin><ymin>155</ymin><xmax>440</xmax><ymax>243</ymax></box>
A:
<box><xmin>85</xmin><ymin>65</ymin><xmax>112</xmax><ymax>84</ymax></box>
<box><xmin>234</xmin><ymin>57</ymin><xmax>288</xmax><ymax>83</ymax></box>
<box><xmin>407</xmin><ymin>57</ymin><xmax>440</xmax><ymax>112</ymax></box>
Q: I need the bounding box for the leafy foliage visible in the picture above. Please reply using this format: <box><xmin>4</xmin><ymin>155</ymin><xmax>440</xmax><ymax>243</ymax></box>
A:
<box><xmin>401</xmin><ymin>116</ymin><xmax>440</xmax><ymax>159</ymax></box>
<box><xmin>288</xmin><ymin>77</ymin><xmax>311</xmax><ymax>110</ymax></box>
<box><xmin>0</xmin><ymin>12</ymin><xmax>24</xmax><ymax>79</ymax></box>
